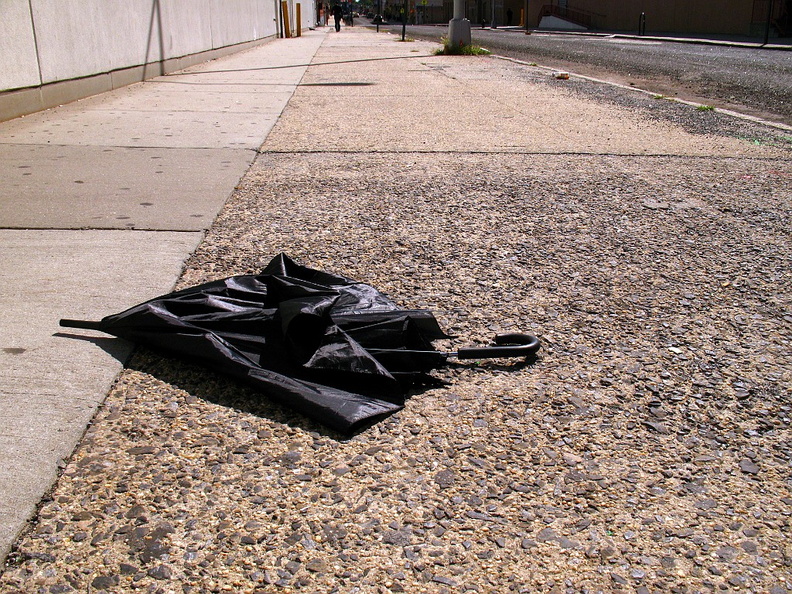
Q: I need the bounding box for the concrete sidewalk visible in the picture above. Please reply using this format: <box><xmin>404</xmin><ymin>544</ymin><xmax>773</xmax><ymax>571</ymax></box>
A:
<box><xmin>1</xmin><ymin>24</ymin><xmax>791</xmax><ymax>593</ymax></box>
<box><xmin>0</xmin><ymin>29</ymin><xmax>327</xmax><ymax>565</ymax></box>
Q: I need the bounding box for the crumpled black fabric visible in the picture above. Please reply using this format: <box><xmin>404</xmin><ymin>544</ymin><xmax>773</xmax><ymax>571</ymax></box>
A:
<box><xmin>81</xmin><ymin>254</ymin><xmax>450</xmax><ymax>434</ymax></box>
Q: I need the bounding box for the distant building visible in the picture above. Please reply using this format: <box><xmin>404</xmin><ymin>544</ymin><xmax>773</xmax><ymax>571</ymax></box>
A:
<box><xmin>414</xmin><ymin>0</ymin><xmax>790</xmax><ymax>37</ymax></box>
<box><xmin>528</xmin><ymin>0</ymin><xmax>790</xmax><ymax>37</ymax></box>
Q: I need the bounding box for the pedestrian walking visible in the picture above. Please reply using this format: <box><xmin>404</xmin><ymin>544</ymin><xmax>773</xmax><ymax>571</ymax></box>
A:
<box><xmin>332</xmin><ymin>4</ymin><xmax>342</xmax><ymax>31</ymax></box>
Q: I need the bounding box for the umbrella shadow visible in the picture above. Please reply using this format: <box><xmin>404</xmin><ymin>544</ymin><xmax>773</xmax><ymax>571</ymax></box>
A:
<box><xmin>438</xmin><ymin>356</ymin><xmax>538</xmax><ymax>382</ymax></box>
<box><xmin>456</xmin><ymin>355</ymin><xmax>539</xmax><ymax>372</ymax></box>
<box><xmin>123</xmin><ymin>347</ymin><xmax>411</xmax><ymax>439</ymax></box>
<box><xmin>122</xmin><ymin>353</ymin><xmax>538</xmax><ymax>439</ymax></box>
<box><xmin>55</xmin><ymin>333</ymin><xmax>539</xmax><ymax>439</ymax></box>
<box><xmin>53</xmin><ymin>331</ymin><xmax>133</xmax><ymax>365</ymax></box>
<box><xmin>54</xmin><ymin>331</ymin><xmax>334</xmax><ymax>435</ymax></box>
<box><xmin>120</xmin><ymin>349</ymin><xmax>538</xmax><ymax>440</ymax></box>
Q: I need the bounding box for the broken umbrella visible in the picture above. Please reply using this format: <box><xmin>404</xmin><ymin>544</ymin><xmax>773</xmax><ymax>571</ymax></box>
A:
<box><xmin>60</xmin><ymin>254</ymin><xmax>539</xmax><ymax>434</ymax></box>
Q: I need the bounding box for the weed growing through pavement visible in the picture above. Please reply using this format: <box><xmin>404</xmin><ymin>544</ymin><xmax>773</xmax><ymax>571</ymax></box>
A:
<box><xmin>737</xmin><ymin>135</ymin><xmax>792</xmax><ymax>148</ymax></box>
<box><xmin>435</xmin><ymin>37</ymin><xmax>491</xmax><ymax>55</ymax></box>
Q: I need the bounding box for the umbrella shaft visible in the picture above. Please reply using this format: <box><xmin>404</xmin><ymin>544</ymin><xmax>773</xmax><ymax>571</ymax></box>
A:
<box><xmin>368</xmin><ymin>348</ymin><xmax>451</xmax><ymax>357</ymax></box>
<box><xmin>370</xmin><ymin>333</ymin><xmax>540</xmax><ymax>360</ymax></box>
<box><xmin>59</xmin><ymin>319</ymin><xmax>104</xmax><ymax>331</ymax></box>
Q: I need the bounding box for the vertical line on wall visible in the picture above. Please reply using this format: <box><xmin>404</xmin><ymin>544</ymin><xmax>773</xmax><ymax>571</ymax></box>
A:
<box><xmin>144</xmin><ymin>0</ymin><xmax>166</xmax><ymax>76</ymax></box>
<box><xmin>27</xmin><ymin>0</ymin><xmax>44</xmax><ymax>85</ymax></box>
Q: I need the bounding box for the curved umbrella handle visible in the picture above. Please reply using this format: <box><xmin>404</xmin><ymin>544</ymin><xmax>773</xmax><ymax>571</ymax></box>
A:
<box><xmin>455</xmin><ymin>333</ymin><xmax>540</xmax><ymax>360</ymax></box>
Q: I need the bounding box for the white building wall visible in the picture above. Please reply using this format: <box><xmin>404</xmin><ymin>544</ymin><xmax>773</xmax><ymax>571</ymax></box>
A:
<box><xmin>1</xmin><ymin>0</ymin><xmax>303</xmax><ymax>92</ymax></box>
<box><xmin>1</xmin><ymin>0</ymin><xmax>41</xmax><ymax>90</ymax></box>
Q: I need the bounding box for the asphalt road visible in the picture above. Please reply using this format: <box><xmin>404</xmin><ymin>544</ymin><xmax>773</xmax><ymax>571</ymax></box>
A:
<box><xmin>374</xmin><ymin>23</ymin><xmax>792</xmax><ymax>127</ymax></box>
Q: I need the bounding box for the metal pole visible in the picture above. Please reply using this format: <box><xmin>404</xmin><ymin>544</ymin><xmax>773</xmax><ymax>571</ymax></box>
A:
<box><xmin>763</xmin><ymin>0</ymin><xmax>773</xmax><ymax>44</ymax></box>
<box><xmin>402</xmin><ymin>0</ymin><xmax>406</xmax><ymax>40</ymax></box>
<box><xmin>449</xmin><ymin>0</ymin><xmax>471</xmax><ymax>46</ymax></box>
<box><xmin>277</xmin><ymin>0</ymin><xmax>283</xmax><ymax>37</ymax></box>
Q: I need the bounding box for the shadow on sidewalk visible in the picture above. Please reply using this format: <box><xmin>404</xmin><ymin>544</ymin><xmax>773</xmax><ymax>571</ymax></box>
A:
<box><xmin>165</xmin><ymin>53</ymin><xmax>438</xmax><ymax>77</ymax></box>
<box><xmin>53</xmin><ymin>332</ymin><xmax>132</xmax><ymax>365</ymax></box>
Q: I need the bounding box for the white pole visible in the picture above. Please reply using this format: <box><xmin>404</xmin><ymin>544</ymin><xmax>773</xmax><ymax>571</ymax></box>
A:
<box><xmin>449</xmin><ymin>0</ymin><xmax>471</xmax><ymax>45</ymax></box>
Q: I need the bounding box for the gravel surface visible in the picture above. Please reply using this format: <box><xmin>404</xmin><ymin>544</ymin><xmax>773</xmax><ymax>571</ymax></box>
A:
<box><xmin>1</xmin><ymin>30</ymin><xmax>790</xmax><ymax>593</ymax></box>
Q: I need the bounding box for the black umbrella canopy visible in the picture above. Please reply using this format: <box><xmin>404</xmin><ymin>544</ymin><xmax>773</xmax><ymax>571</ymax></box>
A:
<box><xmin>61</xmin><ymin>254</ymin><xmax>538</xmax><ymax>434</ymax></box>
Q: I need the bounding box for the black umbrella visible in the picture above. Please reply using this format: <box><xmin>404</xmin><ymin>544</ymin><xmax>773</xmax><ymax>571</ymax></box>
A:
<box><xmin>61</xmin><ymin>254</ymin><xmax>539</xmax><ymax>434</ymax></box>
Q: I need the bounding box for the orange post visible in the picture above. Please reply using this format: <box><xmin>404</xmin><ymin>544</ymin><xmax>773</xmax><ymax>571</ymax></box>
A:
<box><xmin>282</xmin><ymin>1</ymin><xmax>292</xmax><ymax>38</ymax></box>
<box><xmin>296</xmin><ymin>3</ymin><xmax>302</xmax><ymax>36</ymax></box>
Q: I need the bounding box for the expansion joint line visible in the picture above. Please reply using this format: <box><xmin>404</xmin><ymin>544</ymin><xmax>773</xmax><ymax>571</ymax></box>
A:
<box><xmin>256</xmin><ymin>149</ymin><xmax>787</xmax><ymax>161</ymax></box>
<box><xmin>0</xmin><ymin>227</ymin><xmax>204</xmax><ymax>233</ymax></box>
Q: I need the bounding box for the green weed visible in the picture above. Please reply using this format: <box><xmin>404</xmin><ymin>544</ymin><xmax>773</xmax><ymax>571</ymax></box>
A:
<box><xmin>435</xmin><ymin>37</ymin><xmax>491</xmax><ymax>55</ymax></box>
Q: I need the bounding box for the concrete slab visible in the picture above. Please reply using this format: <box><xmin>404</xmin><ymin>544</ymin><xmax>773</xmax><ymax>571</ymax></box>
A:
<box><xmin>0</xmin><ymin>229</ymin><xmax>202</xmax><ymax>562</ymax></box>
<box><xmin>0</xmin><ymin>144</ymin><xmax>254</xmax><ymax>230</ymax></box>
<box><xmin>61</xmin><ymin>83</ymin><xmax>297</xmax><ymax>115</ymax></box>
<box><xmin>0</xmin><ymin>108</ymin><xmax>279</xmax><ymax>149</ymax></box>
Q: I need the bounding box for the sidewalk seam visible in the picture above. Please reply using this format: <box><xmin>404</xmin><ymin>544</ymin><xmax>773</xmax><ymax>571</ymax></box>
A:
<box><xmin>258</xmin><ymin>149</ymin><xmax>790</xmax><ymax>159</ymax></box>
<box><xmin>0</xmin><ymin>227</ymin><xmax>207</xmax><ymax>233</ymax></box>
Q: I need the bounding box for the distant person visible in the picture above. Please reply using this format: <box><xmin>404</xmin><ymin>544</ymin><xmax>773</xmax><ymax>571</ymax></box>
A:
<box><xmin>332</xmin><ymin>4</ymin><xmax>342</xmax><ymax>31</ymax></box>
